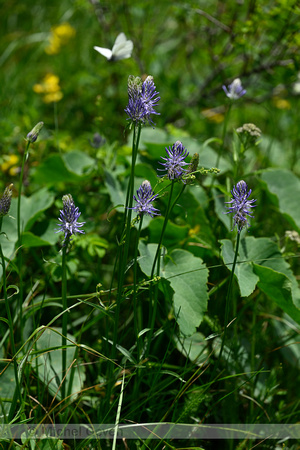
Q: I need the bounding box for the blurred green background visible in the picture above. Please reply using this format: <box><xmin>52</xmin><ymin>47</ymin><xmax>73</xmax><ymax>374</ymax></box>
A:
<box><xmin>2</xmin><ymin>0</ymin><xmax>300</xmax><ymax>153</ymax></box>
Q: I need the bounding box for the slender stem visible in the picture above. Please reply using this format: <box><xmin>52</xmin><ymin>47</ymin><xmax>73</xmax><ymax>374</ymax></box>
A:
<box><xmin>150</xmin><ymin>182</ymin><xmax>186</xmax><ymax>281</ymax></box>
<box><xmin>123</xmin><ymin>124</ymin><xmax>142</xmax><ymax>227</ymax></box>
<box><xmin>147</xmin><ymin>182</ymin><xmax>186</xmax><ymax>356</ymax></box>
<box><xmin>17</xmin><ymin>142</ymin><xmax>29</xmax><ymax>242</ymax></box>
<box><xmin>61</xmin><ymin>244</ymin><xmax>68</xmax><ymax>401</ymax></box>
<box><xmin>133</xmin><ymin>217</ymin><xmax>143</xmax><ymax>361</ymax></box>
<box><xmin>250</xmin><ymin>297</ymin><xmax>257</xmax><ymax>418</ymax></box>
<box><xmin>113</xmin><ymin>124</ymin><xmax>141</xmax><ymax>352</ymax></box>
<box><xmin>106</xmin><ymin>123</ymin><xmax>142</xmax><ymax>412</ymax></box>
<box><xmin>17</xmin><ymin>141</ymin><xmax>30</xmax><ymax>341</ymax></box>
<box><xmin>209</xmin><ymin>102</ymin><xmax>232</xmax><ymax>191</ymax></box>
<box><xmin>218</xmin><ymin>231</ymin><xmax>241</xmax><ymax>364</ymax></box>
<box><xmin>0</xmin><ymin>217</ymin><xmax>22</xmax><ymax>420</ymax></box>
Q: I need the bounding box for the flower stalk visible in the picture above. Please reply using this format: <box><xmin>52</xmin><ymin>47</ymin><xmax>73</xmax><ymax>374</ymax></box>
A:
<box><xmin>56</xmin><ymin>194</ymin><xmax>85</xmax><ymax>400</ymax></box>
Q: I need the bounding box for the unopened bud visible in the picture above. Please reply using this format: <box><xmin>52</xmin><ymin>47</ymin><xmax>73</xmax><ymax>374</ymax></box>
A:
<box><xmin>26</xmin><ymin>122</ymin><xmax>44</xmax><ymax>143</ymax></box>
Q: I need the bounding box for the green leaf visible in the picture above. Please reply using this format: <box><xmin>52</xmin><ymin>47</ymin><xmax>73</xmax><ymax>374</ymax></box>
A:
<box><xmin>220</xmin><ymin>239</ymin><xmax>259</xmax><ymax>297</ymax></box>
<box><xmin>138</xmin><ymin>242</ymin><xmax>209</xmax><ymax>335</ymax></box>
<box><xmin>0</xmin><ymin>189</ymin><xmax>55</xmax><ymax>277</ymax></box>
<box><xmin>220</xmin><ymin>236</ymin><xmax>300</xmax><ymax>322</ymax></box>
<box><xmin>104</xmin><ymin>168</ymin><xmax>125</xmax><ymax>208</ymax></box>
<box><xmin>149</xmin><ymin>217</ymin><xmax>189</xmax><ymax>248</ymax></box>
<box><xmin>63</xmin><ymin>150</ymin><xmax>95</xmax><ymax>176</ymax></box>
<box><xmin>213</xmin><ymin>187</ymin><xmax>231</xmax><ymax>231</ymax></box>
<box><xmin>22</xmin><ymin>231</ymin><xmax>52</xmax><ymax>248</ymax></box>
<box><xmin>0</xmin><ymin>362</ymin><xmax>16</xmax><ymax>421</ymax></box>
<box><xmin>174</xmin><ymin>332</ymin><xmax>209</xmax><ymax>366</ymax></box>
<box><xmin>254</xmin><ymin>265</ymin><xmax>300</xmax><ymax>323</ymax></box>
<box><xmin>32</xmin><ymin>154</ymin><xmax>83</xmax><ymax>185</ymax></box>
<box><xmin>32</xmin><ymin>327</ymin><xmax>85</xmax><ymax>401</ymax></box>
<box><xmin>261</xmin><ymin>168</ymin><xmax>300</xmax><ymax>231</ymax></box>
<box><xmin>19</xmin><ymin>188</ymin><xmax>54</xmax><ymax>232</ymax></box>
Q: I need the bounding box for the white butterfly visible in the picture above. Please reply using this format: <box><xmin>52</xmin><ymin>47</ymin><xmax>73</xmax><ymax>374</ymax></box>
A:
<box><xmin>93</xmin><ymin>33</ymin><xmax>133</xmax><ymax>61</ymax></box>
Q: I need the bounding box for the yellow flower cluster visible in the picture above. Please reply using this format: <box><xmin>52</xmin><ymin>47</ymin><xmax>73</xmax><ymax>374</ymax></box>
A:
<box><xmin>201</xmin><ymin>107</ymin><xmax>225</xmax><ymax>123</ymax></box>
<box><xmin>45</xmin><ymin>22</ymin><xmax>76</xmax><ymax>55</ymax></box>
<box><xmin>1</xmin><ymin>155</ymin><xmax>19</xmax><ymax>176</ymax></box>
<box><xmin>33</xmin><ymin>73</ymin><xmax>63</xmax><ymax>103</ymax></box>
<box><xmin>272</xmin><ymin>97</ymin><xmax>291</xmax><ymax>110</ymax></box>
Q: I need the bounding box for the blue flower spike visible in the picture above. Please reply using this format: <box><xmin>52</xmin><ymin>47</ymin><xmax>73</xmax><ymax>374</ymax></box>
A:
<box><xmin>224</xmin><ymin>180</ymin><xmax>256</xmax><ymax>232</ymax></box>
<box><xmin>158</xmin><ymin>141</ymin><xmax>189</xmax><ymax>181</ymax></box>
<box><xmin>131</xmin><ymin>180</ymin><xmax>160</xmax><ymax>218</ymax></box>
<box><xmin>125</xmin><ymin>75</ymin><xmax>160</xmax><ymax>127</ymax></box>
<box><xmin>56</xmin><ymin>194</ymin><xmax>85</xmax><ymax>245</ymax></box>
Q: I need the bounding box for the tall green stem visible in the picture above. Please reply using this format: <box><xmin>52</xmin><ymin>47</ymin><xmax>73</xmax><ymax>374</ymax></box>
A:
<box><xmin>61</xmin><ymin>244</ymin><xmax>68</xmax><ymax>401</ymax></box>
<box><xmin>111</xmin><ymin>124</ymin><xmax>141</xmax><ymax>360</ymax></box>
<box><xmin>133</xmin><ymin>217</ymin><xmax>143</xmax><ymax>361</ymax></box>
<box><xmin>0</xmin><ymin>217</ymin><xmax>22</xmax><ymax>420</ymax></box>
<box><xmin>210</xmin><ymin>102</ymin><xmax>232</xmax><ymax>191</ymax></box>
<box><xmin>105</xmin><ymin>123</ymin><xmax>142</xmax><ymax>412</ymax></box>
<box><xmin>146</xmin><ymin>182</ymin><xmax>186</xmax><ymax>356</ymax></box>
<box><xmin>218</xmin><ymin>231</ymin><xmax>241</xmax><ymax>364</ymax></box>
<box><xmin>17</xmin><ymin>142</ymin><xmax>30</xmax><ymax>341</ymax></box>
<box><xmin>250</xmin><ymin>297</ymin><xmax>257</xmax><ymax>418</ymax></box>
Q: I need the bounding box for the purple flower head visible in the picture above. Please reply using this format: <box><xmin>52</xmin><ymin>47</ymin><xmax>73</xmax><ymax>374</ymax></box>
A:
<box><xmin>125</xmin><ymin>75</ymin><xmax>160</xmax><ymax>127</ymax></box>
<box><xmin>0</xmin><ymin>184</ymin><xmax>13</xmax><ymax>217</ymax></box>
<box><xmin>130</xmin><ymin>180</ymin><xmax>160</xmax><ymax>218</ymax></box>
<box><xmin>223</xmin><ymin>78</ymin><xmax>246</xmax><ymax>100</ymax></box>
<box><xmin>56</xmin><ymin>194</ymin><xmax>85</xmax><ymax>245</ymax></box>
<box><xmin>158</xmin><ymin>141</ymin><xmax>189</xmax><ymax>180</ymax></box>
<box><xmin>224</xmin><ymin>180</ymin><xmax>256</xmax><ymax>233</ymax></box>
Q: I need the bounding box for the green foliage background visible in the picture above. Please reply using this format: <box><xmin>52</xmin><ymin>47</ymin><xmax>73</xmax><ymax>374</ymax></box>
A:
<box><xmin>1</xmin><ymin>1</ymin><xmax>300</xmax><ymax>449</ymax></box>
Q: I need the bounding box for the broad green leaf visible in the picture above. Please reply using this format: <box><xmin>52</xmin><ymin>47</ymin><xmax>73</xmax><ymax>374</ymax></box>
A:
<box><xmin>0</xmin><ymin>362</ymin><xmax>16</xmax><ymax>422</ymax></box>
<box><xmin>220</xmin><ymin>239</ymin><xmax>259</xmax><ymax>297</ymax></box>
<box><xmin>63</xmin><ymin>150</ymin><xmax>95</xmax><ymax>176</ymax></box>
<box><xmin>134</xmin><ymin>163</ymin><xmax>158</xmax><ymax>187</ymax></box>
<box><xmin>174</xmin><ymin>332</ymin><xmax>209</xmax><ymax>366</ymax></box>
<box><xmin>164</xmin><ymin>249</ymin><xmax>209</xmax><ymax>335</ymax></box>
<box><xmin>32</xmin><ymin>327</ymin><xmax>85</xmax><ymax>401</ymax></box>
<box><xmin>18</xmin><ymin>188</ymin><xmax>54</xmax><ymax>232</ymax></box>
<box><xmin>261</xmin><ymin>169</ymin><xmax>300</xmax><ymax>231</ymax></box>
<box><xmin>104</xmin><ymin>168</ymin><xmax>125</xmax><ymax>208</ymax></box>
<box><xmin>188</xmin><ymin>185</ymin><xmax>209</xmax><ymax>210</ymax></box>
<box><xmin>213</xmin><ymin>187</ymin><xmax>231</xmax><ymax>231</ymax></box>
<box><xmin>220</xmin><ymin>236</ymin><xmax>300</xmax><ymax>321</ymax></box>
<box><xmin>254</xmin><ymin>265</ymin><xmax>300</xmax><ymax>323</ymax></box>
<box><xmin>199</xmin><ymin>145</ymin><xmax>231</xmax><ymax>173</ymax></box>
<box><xmin>22</xmin><ymin>231</ymin><xmax>52</xmax><ymax>248</ymax></box>
<box><xmin>32</xmin><ymin>154</ymin><xmax>83</xmax><ymax>185</ymax></box>
<box><xmin>149</xmin><ymin>217</ymin><xmax>189</xmax><ymax>248</ymax></box>
<box><xmin>138</xmin><ymin>242</ymin><xmax>209</xmax><ymax>335</ymax></box>
<box><xmin>40</xmin><ymin>219</ymin><xmax>61</xmax><ymax>245</ymax></box>
<box><xmin>0</xmin><ymin>190</ymin><xmax>54</xmax><ymax>277</ymax></box>
<box><xmin>272</xmin><ymin>315</ymin><xmax>300</xmax><ymax>367</ymax></box>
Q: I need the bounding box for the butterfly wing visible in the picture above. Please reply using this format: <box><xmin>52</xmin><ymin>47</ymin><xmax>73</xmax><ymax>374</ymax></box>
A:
<box><xmin>93</xmin><ymin>46</ymin><xmax>113</xmax><ymax>60</ymax></box>
<box><xmin>111</xmin><ymin>32</ymin><xmax>133</xmax><ymax>61</ymax></box>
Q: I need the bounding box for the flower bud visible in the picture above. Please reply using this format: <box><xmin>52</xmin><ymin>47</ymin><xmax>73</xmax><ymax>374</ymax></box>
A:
<box><xmin>26</xmin><ymin>122</ymin><xmax>44</xmax><ymax>143</ymax></box>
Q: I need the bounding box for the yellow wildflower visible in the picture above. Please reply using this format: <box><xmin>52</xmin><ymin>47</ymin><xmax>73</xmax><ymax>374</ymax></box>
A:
<box><xmin>45</xmin><ymin>22</ymin><xmax>76</xmax><ymax>54</ymax></box>
<box><xmin>33</xmin><ymin>73</ymin><xmax>63</xmax><ymax>103</ymax></box>
<box><xmin>272</xmin><ymin>97</ymin><xmax>291</xmax><ymax>110</ymax></box>
<box><xmin>43</xmin><ymin>91</ymin><xmax>63</xmax><ymax>103</ymax></box>
<box><xmin>189</xmin><ymin>225</ymin><xmax>200</xmax><ymax>236</ymax></box>
<box><xmin>53</xmin><ymin>23</ymin><xmax>76</xmax><ymax>40</ymax></box>
<box><xmin>1</xmin><ymin>155</ymin><xmax>19</xmax><ymax>176</ymax></box>
<box><xmin>202</xmin><ymin>107</ymin><xmax>225</xmax><ymax>123</ymax></box>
